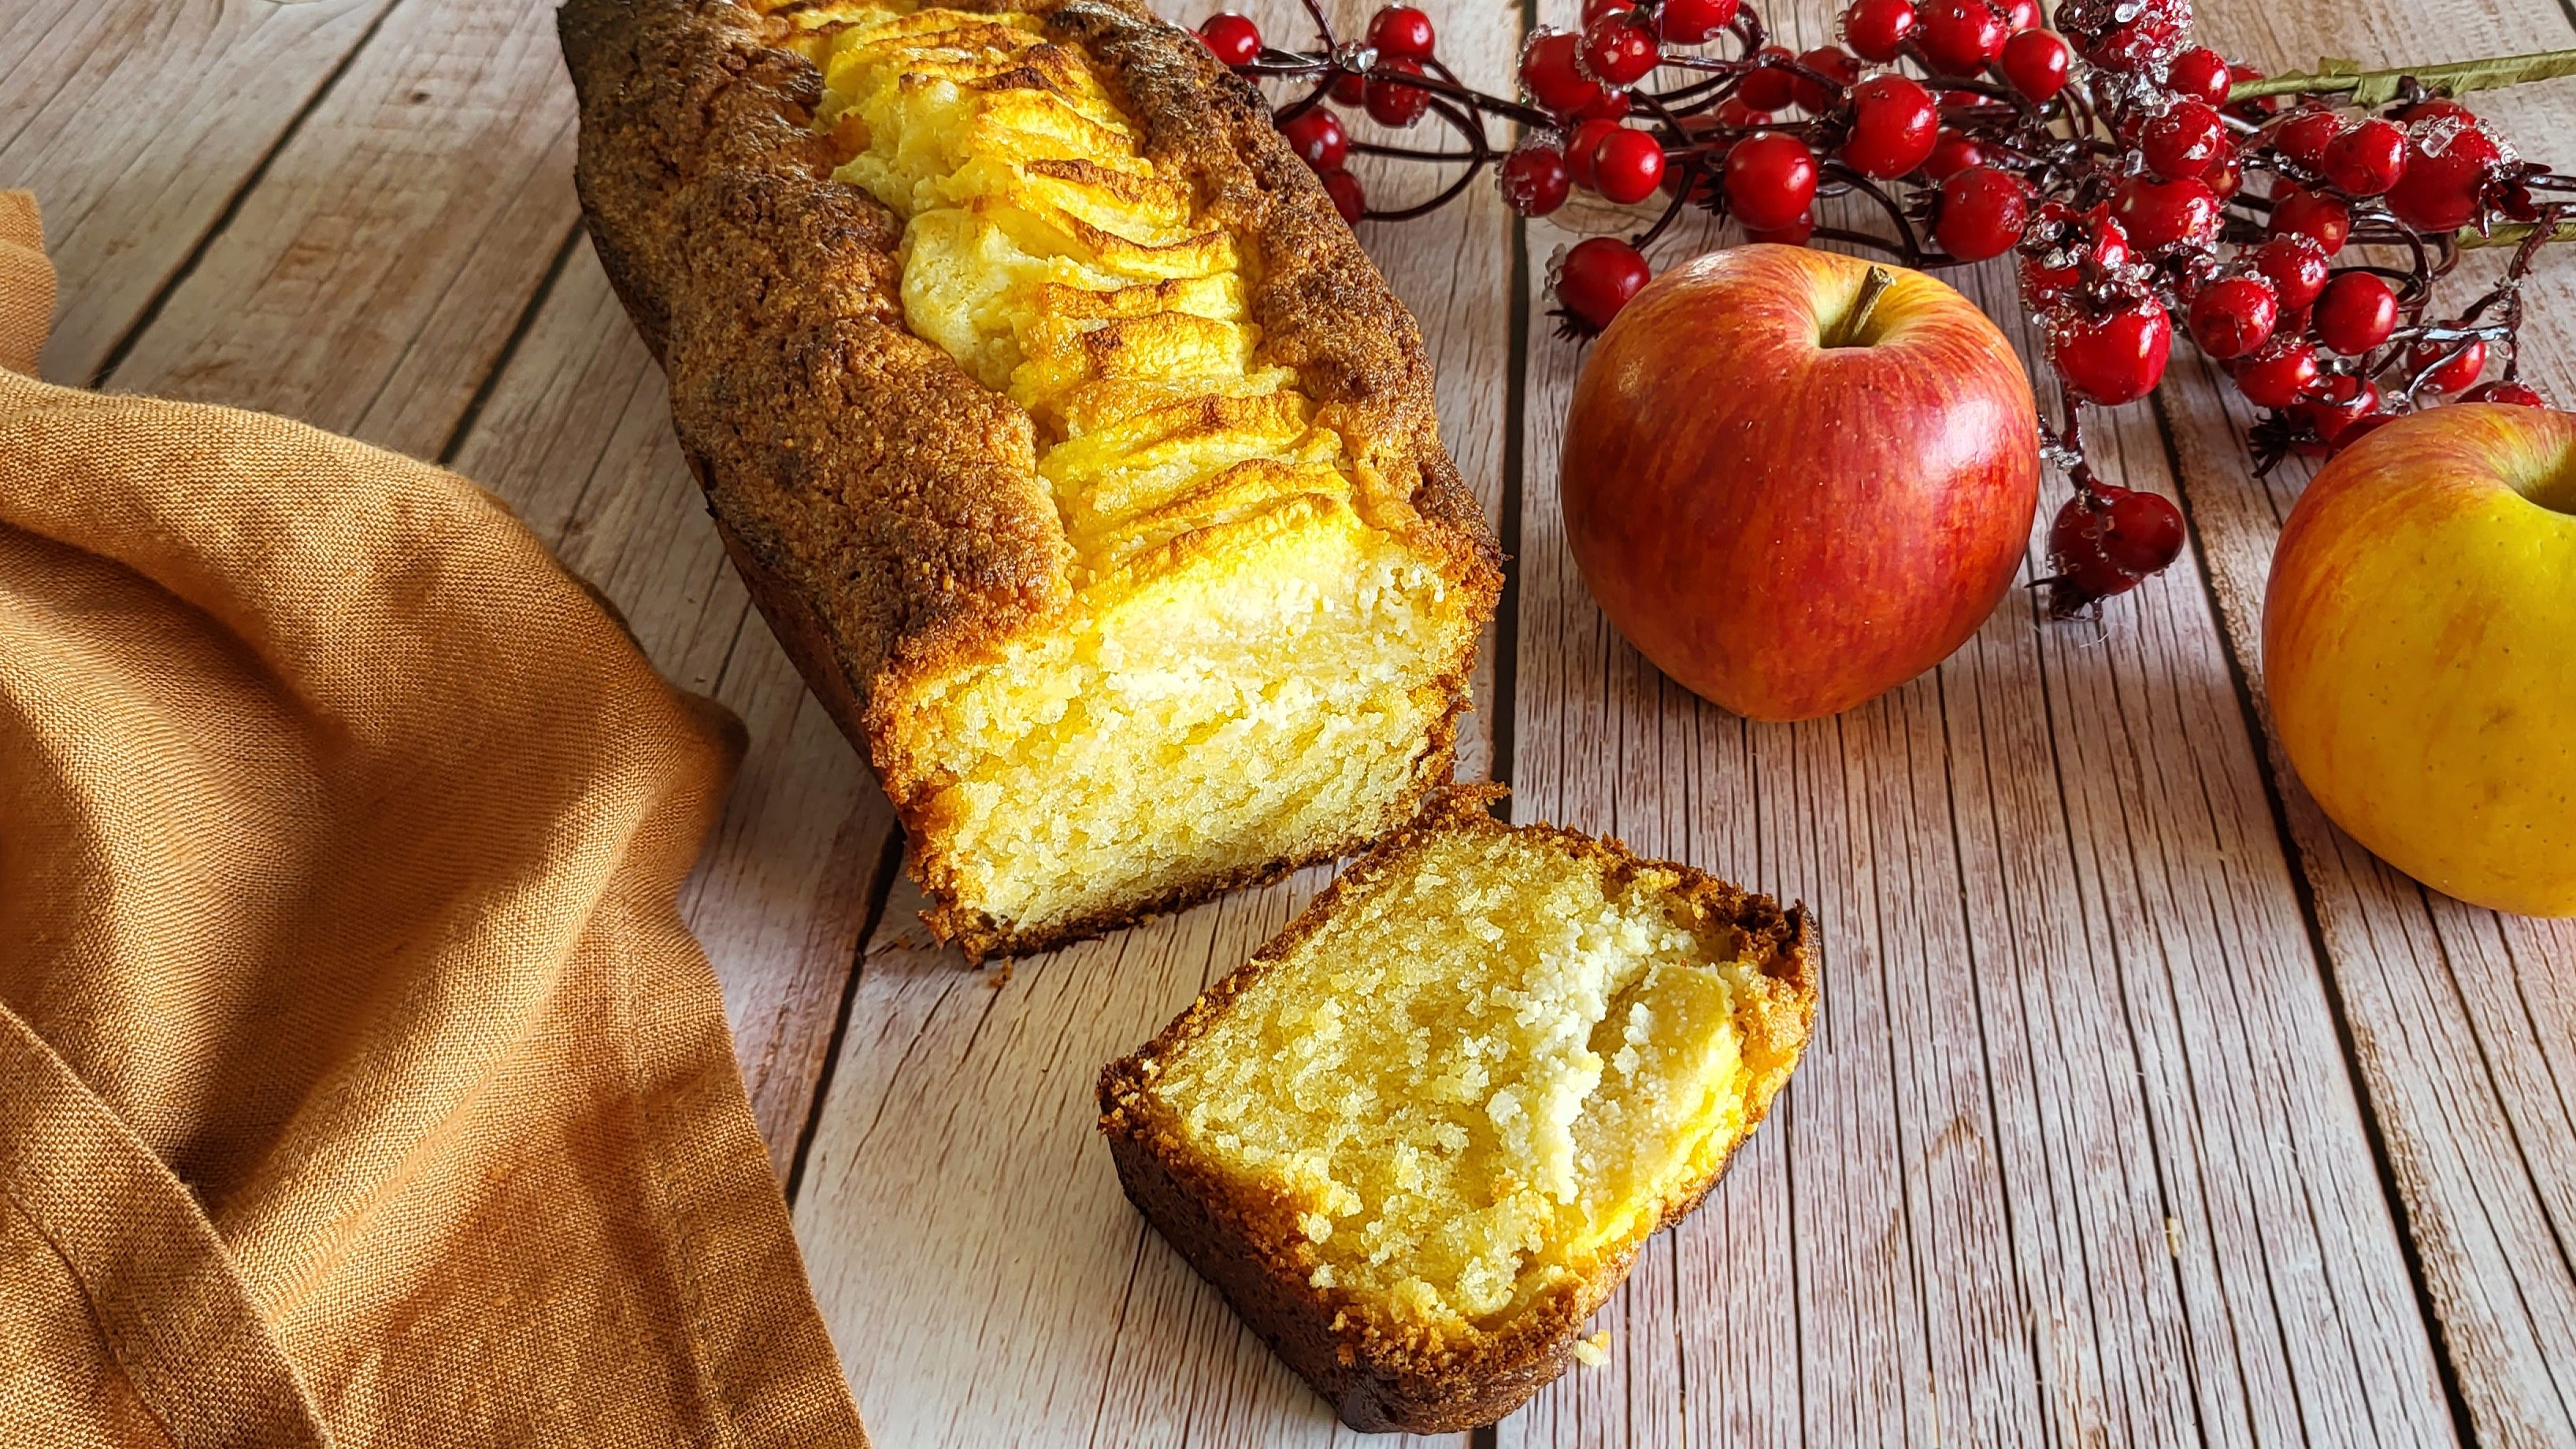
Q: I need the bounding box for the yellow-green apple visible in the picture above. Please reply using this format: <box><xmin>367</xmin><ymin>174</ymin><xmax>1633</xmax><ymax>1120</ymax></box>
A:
<box><xmin>2266</xmin><ymin>402</ymin><xmax>2576</xmax><ymax>916</ymax></box>
<box><xmin>1561</xmin><ymin>245</ymin><xmax>2038</xmax><ymax>721</ymax></box>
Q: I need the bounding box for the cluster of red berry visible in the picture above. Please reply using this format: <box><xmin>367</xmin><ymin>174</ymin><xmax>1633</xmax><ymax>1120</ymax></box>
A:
<box><xmin>1193</xmin><ymin>0</ymin><xmax>2570</xmax><ymax>615</ymax></box>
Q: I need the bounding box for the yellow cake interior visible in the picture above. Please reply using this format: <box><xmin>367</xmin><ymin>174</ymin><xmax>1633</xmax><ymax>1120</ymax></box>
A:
<box><xmin>1145</xmin><ymin>825</ymin><xmax>1805</xmax><ymax>1336</ymax></box>
<box><xmin>783</xmin><ymin>2</ymin><xmax>1478</xmax><ymax>939</ymax></box>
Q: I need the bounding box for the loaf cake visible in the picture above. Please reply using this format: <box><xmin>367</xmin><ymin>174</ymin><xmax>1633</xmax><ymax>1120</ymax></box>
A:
<box><xmin>1097</xmin><ymin>791</ymin><xmax>1817</xmax><ymax>1432</ymax></box>
<box><xmin>559</xmin><ymin>0</ymin><xmax>1501</xmax><ymax>959</ymax></box>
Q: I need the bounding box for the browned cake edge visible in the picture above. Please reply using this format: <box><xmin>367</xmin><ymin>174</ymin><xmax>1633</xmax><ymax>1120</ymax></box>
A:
<box><xmin>558</xmin><ymin>0</ymin><xmax>1503</xmax><ymax>962</ymax></box>
<box><xmin>1095</xmin><ymin>788</ymin><xmax>1819</xmax><ymax>1432</ymax></box>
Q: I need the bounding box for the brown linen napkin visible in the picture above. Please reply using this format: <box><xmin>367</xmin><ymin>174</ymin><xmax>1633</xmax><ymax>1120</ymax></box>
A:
<box><xmin>0</xmin><ymin>194</ymin><xmax>869</xmax><ymax>1449</ymax></box>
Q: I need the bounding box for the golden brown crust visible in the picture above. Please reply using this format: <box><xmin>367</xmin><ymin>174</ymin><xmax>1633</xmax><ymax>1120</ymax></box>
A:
<box><xmin>1097</xmin><ymin>789</ymin><xmax>1818</xmax><ymax>1432</ymax></box>
<box><xmin>560</xmin><ymin>0</ymin><xmax>1502</xmax><ymax>960</ymax></box>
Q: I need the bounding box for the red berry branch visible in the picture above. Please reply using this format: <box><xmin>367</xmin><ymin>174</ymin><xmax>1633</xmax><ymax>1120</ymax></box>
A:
<box><xmin>1192</xmin><ymin>0</ymin><xmax>2576</xmax><ymax>617</ymax></box>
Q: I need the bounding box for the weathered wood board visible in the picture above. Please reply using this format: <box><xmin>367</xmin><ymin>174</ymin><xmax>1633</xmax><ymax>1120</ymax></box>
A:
<box><xmin>19</xmin><ymin>0</ymin><xmax>2576</xmax><ymax>1440</ymax></box>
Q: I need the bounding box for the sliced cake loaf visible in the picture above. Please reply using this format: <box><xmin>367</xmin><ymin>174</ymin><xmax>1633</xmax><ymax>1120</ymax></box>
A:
<box><xmin>1097</xmin><ymin>790</ymin><xmax>1817</xmax><ymax>1432</ymax></box>
<box><xmin>560</xmin><ymin>0</ymin><xmax>1499</xmax><ymax>960</ymax></box>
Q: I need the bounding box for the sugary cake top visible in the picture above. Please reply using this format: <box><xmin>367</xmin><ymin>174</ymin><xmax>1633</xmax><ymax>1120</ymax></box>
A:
<box><xmin>787</xmin><ymin>2</ymin><xmax>1370</xmax><ymax>585</ymax></box>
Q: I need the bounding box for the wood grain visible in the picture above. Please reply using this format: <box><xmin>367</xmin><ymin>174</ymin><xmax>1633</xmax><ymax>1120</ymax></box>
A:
<box><xmin>26</xmin><ymin>0</ymin><xmax>2576</xmax><ymax>1439</ymax></box>
<box><xmin>788</xmin><ymin>1</ymin><xmax>1517</xmax><ymax>1440</ymax></box>
<box><xmin>445</xmin><ymin>242</ymin><xmax>900</xmax><ymax>1172</ymax></box>
<box><xmin>2166</xmin><ymin>1</ymin><xmax>2576</xmax><ymax>1440</ymax></box>
<box><xmin>96</xmin><ymin>0</ymin><xmax>581</xmax><ymax>461</ymax></box>
<box><xmin>0</xmin><ymin>0</ymin><xmax>399</xmax><ymax>387</ymax></box>
<box><xmin>1498</xmin><ymin>1</ymin><xmax>2459</xmax><ymax>1443</ymax></box>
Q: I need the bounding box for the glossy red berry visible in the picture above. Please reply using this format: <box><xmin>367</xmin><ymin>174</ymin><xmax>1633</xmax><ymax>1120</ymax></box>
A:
<box><xmin>1736</xmin><ymin>47</ymin><xmax>1799</xmax><ymax>110</ymax></box>
<box><xmin>1661</xmin><ymin>0</ymin><xmax>1741</xmax><ymax>43</ymax></box>
<box><xmin>1281</xmin><ymin>108</ymin><xmax>1347</xmax><ymax>172</ymax></box>
<box><xmin>2313</xmin><ymin>271</ymin><xmax>2397</xmax><ymax>355</ymax></box>
<box><xmin>2322</xmin><ymin>118</ymin><xmax>2409</xmax><ymax>195</ymax></box>
<box><xmin>1365</xmin><ymin>58</ymin><xmax>1431</xmax><ymax>126</ymax></box>
<box><xmin>1747</xmin><ymin>212</ymin><xmax>1818</xmax><ymax>244</ymax></box>
<box><xmin>1565</xmin><ymin>117</ymin><xmax>1625</xmax><ymax>190</ymax></box>
<box><xmin>2059</xmin><ymin>0</ymin><xmax>2188</xmax><ymax>74</ymax></box>
<box><xmin>1522</xmin><ymin>31</ymin><xmax>1606</xmax><ymax>113</ymax></box>
<box><xmin>2269</xmin><ymin>187</ymin><xmax>2352</xmax><ymax>253</ymax></box>
<box><xmin>2187</xmin><ymin>274</ymin><xmax>2279</xmax><ymax>358</ymax></box>
<box><xmin>1331</xmin><ymin>69</ymin><xmax>1370</xmax><ymax>105</ymax></box>
<box><xmin>1197</xmin><ymin>12</ymin><xmax>1261</xmax><ymax>67</ymax></box>
<box><xmin>2045</xmin><ymin>485</ymin><xmax>2179</xmax><ymax>613</ymax></box>
<box><xmin>2113</xmin><ymin>175</ymin><xmax>2220</xmax><ymax>252</ymax></box>
<box><xmin>2233</xmin><ymin>337</ymin><xmax>2321</xmax><ymax>409</ymax></box>
<box><xmin>2000</xmin><ymin>28</ymin><xmax>2073</xmax><ymax>101</ymax></box>
<box><xmin>2166</xmin><ymin>46</ymin><xmax>2231</xmax><ymax>104</ymax></box>
<box><xmin>2048</xmin><ymin>297</ymin><xmax>2173</xmax><ymax>404</ymax></box>
<box><xmin>1556</xmin><ymin>236</ymin><xmax>1653</xmax><ymax>331</ymax></box>
<box><xmin>1715</xmin><ymin>96</ymin><xmax>1774</xmax><ymax>128</ymax></box>
<box><xmin>2003</xmin><ymin>0</ymin><xmax>2041</xmax><ymax>27</ymax></box>
<box><xmin>2400</xmin><ymin>97</ymin><xmax>2476</xmax><ymax>125</ymax></box>
<box><xmin>2407</xmin><ymin>337</ymin><xmax>2486</xmax><ymax>392</ymax></box>
<box><xmin>1926</xmin><ymin>128</ymin><xmax>1985</xmax><ymax>179</ymax></box>
<box><xmin>1499</xmin><ymin>144</ymin><xmax>1571</xmax><ymax>216</ymax></box>
<box><xmin>1592</xmin><ymin>128</ymin><xmax>1667</xmax><ymax>202</ymax></box>
<box><xmin>2021</xmin><ymin>203</ymin><xmax>2129</xmax><ymax>298</ymax></box>
<box><xmin>2388</xmin><ymin>116</ymin><xmax>2507</xmax><ymax>232</ymax></box>
<box><xmin>2252</xmin><ymin>234</ymin><xmax>2331</xmax><ymax>309</ymax></box>
<box><xmin>1724</xmin><ymin>132</ymin><xmax>1821</xmax><ymax>230</ymax></box>
<box><xmin>1936</xmin><ymin>165</ymin><xmax>2029</xmax><ymax>259</ymax></box>
<box><xmin>1791</xmin><ymin>46</ymin><xmax>1859</xmax><ymax>112</ymax></box>
<box><xmin>2291</xmin><ymin>372</ymin><xmax>2382</xmax><ymax>450</ymax></box>
<box><xmin>1366</xmin><ymin>6</ymin><xmax>1436</xmax><ymax>58</ymax></box>
<box><xmin>2045</xmin><ymin>498</ymin><xmax>2137</xmax><ymax>610</ymax></box>
<box><xmin>2099</xmin><ymin>488</ymin><xmax>2188</xmax><ymax>574</ymax></box>
<box><xmin>1917</xmin><ymin>0</ymin><xmax>2009</xmax><ymax>74</ymax></box>
<box><xmin>2463</xmin><ymin>379</ymin><xmax>2548</xmax><ymax>406</ymax></box>
<box><xmin>1844</xmin><ymin>74</ymin><xmax>1940</xmax><ymax>177</ymax></box>
<box><xmin>2270</xmin><ymin>106</ymin><xmax>2341</xmax><ymax>167</ymax></box>
<box><xmin>1321</xmin><ymin>167</ymin><xmax>1366</xmax><ymax>223</ymax></box>
<box><xmin>2143</xmin><ymin>101</ymin><xmax>2229</xmax><ymax>180</ymax></box>
<box><xmin>1571</xmin><ymin>86</ymin><xmax>1634</xmax><ymax>121</ymax></box>
<box><xmin>2207</xmin><ymin>153</ymin><xmax>2243</xmax><ymax>199</ymax></box>
<box><xmin>1580</xmin><ymin>17</ymin><xmax>1661</xmax><ymax>85</ymax></box>
<box><xmin>1842</xmin><ymin>0</ymin><xmax>1918</xmax><ymax>61</ymax></box>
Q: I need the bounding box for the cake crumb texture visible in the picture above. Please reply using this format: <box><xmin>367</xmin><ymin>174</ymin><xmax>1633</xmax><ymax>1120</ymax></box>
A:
<box><xmin>1099</xmin><ymin>797</ymin><xmax>1815</xmax><ymax>1431</ymax></box>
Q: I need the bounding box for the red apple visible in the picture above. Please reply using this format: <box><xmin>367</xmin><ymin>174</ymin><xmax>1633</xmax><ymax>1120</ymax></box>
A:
<box><xmin>1561</xmin><ymin>245</ymin><xmax>2039</xmax><ymax>721</ymax></box>
<box><xmin>2266</xmin><ymin>403</ymin><xmax>2576</xmax><ymax>916</ymax></box>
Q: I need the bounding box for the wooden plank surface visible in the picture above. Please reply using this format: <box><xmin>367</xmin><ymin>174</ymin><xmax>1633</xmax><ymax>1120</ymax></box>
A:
<box><xmin>95</xmin><ymin>0</ymin><xmax>581</xmax><ymax>458</ymax></box>
<box><xmin>787</xmin><ymin>2</ymin><xmax>1518</xmax><ymax>1442</ymax></box>
<box><xmin>16</xmin><ymin>0</ymin><xmax>2576</xmax><ymax>1440</ymax></box>
<box><xmin>2166</xmin><ymin>1</ymin><xmax>2576</xmax><ymax>1441</ymax></box>
<box><xmin>0</xmin><ymin>0</ymin><xmax>400</xmax><ymax>386</ymax></box>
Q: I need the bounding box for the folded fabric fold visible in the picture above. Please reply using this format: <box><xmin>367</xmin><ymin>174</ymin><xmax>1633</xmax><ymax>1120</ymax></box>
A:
<box><xmin>0</xmin><ymin>192</ymin><xmax>869</xmax><ymax>1449</ymax></box>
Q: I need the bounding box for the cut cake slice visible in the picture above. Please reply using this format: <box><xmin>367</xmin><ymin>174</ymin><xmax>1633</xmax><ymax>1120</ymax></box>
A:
<box><xmin>1096</xmin><ymin>789</ymin><xmax>1816</xmax><ymax>1432</ymax></box>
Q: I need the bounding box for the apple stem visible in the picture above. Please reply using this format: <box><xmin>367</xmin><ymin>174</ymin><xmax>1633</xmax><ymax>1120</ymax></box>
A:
<box><xmin>1833</xmin><ymin>267</ymin><xmax>1895</xmax><ymax>349</ymax></box>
